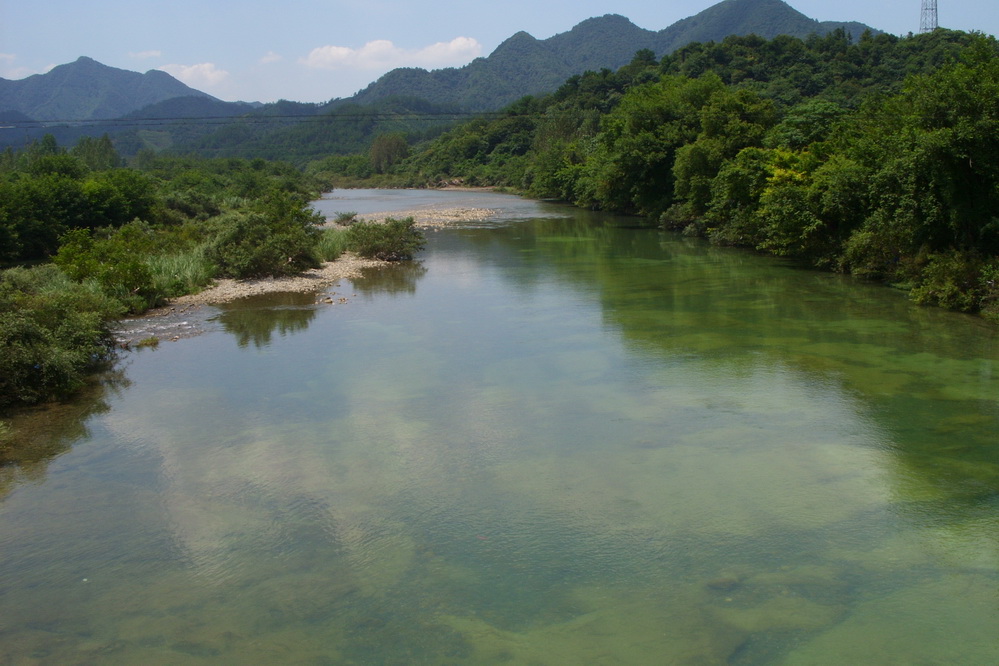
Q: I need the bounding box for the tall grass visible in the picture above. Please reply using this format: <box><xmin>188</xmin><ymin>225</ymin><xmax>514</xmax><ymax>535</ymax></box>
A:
<box><xmin>316</xmin><ymin>227</ymin><xmax>350</xmax><ymax>262</ymax></box>
<box><xmin>146</xmin><ymin>248</ymin><xmax>215</xmax><ymax>297</ymax></box>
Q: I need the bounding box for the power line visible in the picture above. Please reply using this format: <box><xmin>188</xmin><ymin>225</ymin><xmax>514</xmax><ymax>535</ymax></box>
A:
<box><xmin>0</xmin><ymin>110</ymin><xmax>512</xmax><ymax>131</ymax></box>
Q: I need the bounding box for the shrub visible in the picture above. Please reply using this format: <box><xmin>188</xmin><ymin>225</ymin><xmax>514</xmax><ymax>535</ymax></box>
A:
<box><xmin>909</xmin><ymin>250</ymin><xmax>983</xmax><ymax>312</ymax></box>
<box><xmin>53</xmin><ymin>225</ymin><xmax>161</xmax><ymax>313</ymax></box>
<box><xmin>980</xmin><ymin>262</ymin><xmax>999</xmax><ymax>322</ymax></box>
<box><xmin>344</xmin><ymin>218</ymin><xmax>426</xmax><ymax>261</ymax></box>
<box><xmin>0</xmin><ymin>265</ymin><xmax>121</xmax><ymax>409</ymax></box>
<box><xmin>203</xmin><ymin>210</ymin><xmax>320</xmax><ymax>279</ymax></box>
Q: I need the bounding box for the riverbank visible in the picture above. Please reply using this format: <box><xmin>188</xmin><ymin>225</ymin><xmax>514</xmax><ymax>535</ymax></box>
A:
<box><xmin>160</xmin><ymin>253</ymin><xmax>386</xmax><ymax>306</ymax></box>
<box><xmin>331</xmin><ymin>204</ymin><xmax>499</xmax><ymax>228</ymax></box>
<box><xmin>144</xmin><ymin>204</ymin><xmax>499</xmax><ymax>311</ymax></box>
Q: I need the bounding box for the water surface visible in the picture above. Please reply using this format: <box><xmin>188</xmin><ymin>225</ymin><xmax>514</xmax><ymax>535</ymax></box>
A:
<box><xmin>2</xmin><ymin>190</ymin><xmax>998</xmax><ymax>664</ymax></box>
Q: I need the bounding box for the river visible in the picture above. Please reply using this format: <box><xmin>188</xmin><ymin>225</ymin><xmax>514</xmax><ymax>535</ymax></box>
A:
<box><xmin>1</xmin><ymin>189</ymin><xmax>997</xmax><ymax>664</ymax></box>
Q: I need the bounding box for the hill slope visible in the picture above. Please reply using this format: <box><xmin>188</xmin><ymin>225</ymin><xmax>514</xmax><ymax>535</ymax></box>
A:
<box><xmin>0</xmin><ymin>0</ymin><xmax>882</xmax><ymax>159</ymax></box>
<box><xmin>657</xmin><ymin>0</ymin><xmax>873</xmax><ymax>51</ymax></box>
<box><xmin>0</xmin><ymin>56</ymin><xmax>217</xmax><ymax>121</ymax></box>
<box><xmin>346</xmin><ymin>0</ymin><xmax>878</xmax><ymax>111</ymax></box>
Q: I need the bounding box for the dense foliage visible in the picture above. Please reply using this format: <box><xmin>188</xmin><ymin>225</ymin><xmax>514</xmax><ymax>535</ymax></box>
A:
<box><xmin>0</xmin><ymin>265</ymin><xmax>121</xmax><ymax>409</ymax></box>
<box><xmin>368</xmin><ymin>29</ymin><xmax>999</xmax><ymax>320</ymax></box>
<box><xmin>202</xmin><ymin>192</ymin><xmax>324</xmax><ymax>279</ymax></box>
<box><xmin>342</xmin><ymin>218</ymin><xmax>426</xmax><ymax>261</ymax></box>
<box><xmin>5</xmin><ymin>26</ymin><xmax>998</xmax><ymax>414</ymax></box>
<box><xmin>0</xmin><ymin>139</ymin><xmax>427</xmax><ymax>412</ymax></box>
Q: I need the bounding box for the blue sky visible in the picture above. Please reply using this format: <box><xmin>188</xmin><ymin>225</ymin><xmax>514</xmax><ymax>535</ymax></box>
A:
<box><xmin>1</xmin><ymin>0</ymin><xmax>996</xmax><ymax>104</ymax></box>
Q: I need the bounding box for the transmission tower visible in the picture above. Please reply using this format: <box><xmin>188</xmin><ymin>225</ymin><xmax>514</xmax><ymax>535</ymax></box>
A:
<box><xmin>920</xmin><ymin>0</ymin><xmax>938</xmax><ymax>33</ymax></box>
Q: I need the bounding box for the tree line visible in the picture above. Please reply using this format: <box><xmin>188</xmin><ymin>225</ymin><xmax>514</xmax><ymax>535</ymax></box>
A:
<box><xmin>1</xmin><ymin>140</ymin><xmax>423</xmax><ymax>414</ymax></box>
<box><xmin>359</xmin><ymin>28</ymin><xmax>999</xmax><ymax>320</ymax></box>
<box><xmin>4</xmin><ymin>27</ymin><xmax>997</xmax><ymax>415</ymax></box>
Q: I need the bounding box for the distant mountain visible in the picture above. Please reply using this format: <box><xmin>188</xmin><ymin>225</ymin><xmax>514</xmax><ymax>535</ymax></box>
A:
<box><xmin>0</xmin><ymin>0</ymin><xmax>882</xmax><ymax>158</ymax></box>
<box><xmin>345</xmin><ymin>0</ymin><xmax>878</xmax><ymax>111</ymax></box>
<box><xmin>657</xmin><ymin>0</ymin><xmax>873</xmax><ymax>50</ymax></box>
<box><xmin>121</xmin><ymin>96</ymin><xmax>258</xmax><ymax>120</ymax></box>
<box><xmin>0</xmin><ymin>56</ymin><xmax>217</xmax><ymax>121</ymax></box>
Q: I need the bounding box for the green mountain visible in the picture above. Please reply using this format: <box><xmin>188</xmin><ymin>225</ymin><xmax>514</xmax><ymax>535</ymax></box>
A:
<box><xmin>345</xmin><ymin>0</ymin><xmax>878</xmax><ymax>111</ymax></box>
<box><xmin>0</xmin><ymin>0</ymin><xmax>881</xmax><ymax>159</ymax></box>
<box><xmin>0</xmin><ymin>56</ymin><xmax>217</xmax><ymax>121</ymax></box>
<box><xmin>658</xmin><ymin>0</ymin><xmax>873</xmax><ymax>49</ymax></box>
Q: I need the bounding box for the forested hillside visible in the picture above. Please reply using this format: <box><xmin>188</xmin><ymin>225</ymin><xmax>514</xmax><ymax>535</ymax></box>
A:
<box><xmin>1</xmin><ymin>0</ymin><xmax>879</xmax><ymax>161</ymax></box>
<box><xmin>355</xmin><ymin>29</ymin><xmax>999</xmax><ymax>320</ymax></box>
<box><xmin>159</xmin><ymin>1</ymin><xmax>878</xmax><ymax>164</ymax></box>
<box><xmin>173</xmin><ymin>97</ymin><xmax>465</xmax><ymax>163</ymax></box>
<box><xmin>348</xmin><ymin>0</ymin><xmax>876</xmax><ymax>111</ymax></box>
<box><xmin>0</xmin><ymin>56</ymin><xmax>216</xmax><ymax>121</ymax></box>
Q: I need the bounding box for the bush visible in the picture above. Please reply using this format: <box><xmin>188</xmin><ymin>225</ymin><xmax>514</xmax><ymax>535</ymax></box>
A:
<box><xmin>333</xmin><ymin>211</ymin><xmax>359</xmax><ymax>225</ymax></box>
<box><xmin>980</xmin><ymin>262</ymin><xmax>999</xmax><ymax>322</ymax></box>
<box><xmin>0</xmin><ymin>265</ymin><xmax>121</xmax><ymax>409</ymax></box>
<box><xmin>203</xmin><ymin>210</ymin><xmax>321</xmax><ymax>279</ymax></box>
<box><xmin>53</xmin><ymin>225</ymin><xmax>161</xmax><ymax>313</ymax></box>
<box><xmin>909</xmin><ymin>250</ymin><xmax>983</xmax><ymax>312</ymax></box>
<box><xmin>344</xmin><ymin>218</ymin><xmax>426</xmax><ymax>261</ymax></box>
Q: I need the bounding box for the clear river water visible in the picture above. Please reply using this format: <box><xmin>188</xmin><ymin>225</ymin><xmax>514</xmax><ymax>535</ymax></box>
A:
<box><xmin>1</xmin><ymin>189</ymin><xmax>998</xmax><ymax>664</ymax></box>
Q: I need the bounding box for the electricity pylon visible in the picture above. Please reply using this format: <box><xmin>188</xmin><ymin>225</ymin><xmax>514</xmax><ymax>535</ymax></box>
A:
<box><xmin>920</xmin><ymin>0</ymin><xmax>938</xmax><ymax>33</ymax></box>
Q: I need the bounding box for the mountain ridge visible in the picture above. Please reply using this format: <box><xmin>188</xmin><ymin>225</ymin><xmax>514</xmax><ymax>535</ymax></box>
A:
<box><xmin>0</xmin><ymin>0</ymin><xmax>882</xmax><ymax>155</ymax></box>
<box><xmin>1</xmin><ymin>0</ymin><xmax>880</xmax><ymax>123</ymax></box>
<box><xmin>0</xmin><ymin>56</ymin><xmax>218</xmax><ymax>121</ymax></box>
<box><xmin>344</xmin><ymin>0</ymin><xmax>879</xmax><ymax>110</ymax></box>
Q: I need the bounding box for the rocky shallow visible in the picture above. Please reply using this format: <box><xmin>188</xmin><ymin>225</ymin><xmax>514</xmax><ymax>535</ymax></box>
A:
<box><xmin>346</xmin><ymin>205</ymin><xmax>499</xmax><ymax>228</ymax></box>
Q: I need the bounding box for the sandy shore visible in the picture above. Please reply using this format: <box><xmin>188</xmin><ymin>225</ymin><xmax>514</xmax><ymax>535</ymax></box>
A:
<box><xmin>333</xmin><ymin>205</ymin><xmax>499</xmax><ymax>228</ymax></box>
<box><xmin>158</xmin><ymin>252</ymin><xmax>386</xmax><ymax>307</ymax></box>
<box><xmin>150</xmin><ymin>205</ymin><xmax>498</xmax><ymax>309</ymax></box>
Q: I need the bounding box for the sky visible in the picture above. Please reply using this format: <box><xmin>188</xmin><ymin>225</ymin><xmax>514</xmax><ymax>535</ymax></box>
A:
<box><xmin>1</xmin><ymin>0</ymin><xmax>996</xmax><ymax>104</ymax></box>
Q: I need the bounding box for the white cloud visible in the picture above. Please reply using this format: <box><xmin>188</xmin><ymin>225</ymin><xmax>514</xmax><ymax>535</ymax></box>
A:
<box><xmin>416</xmin><ymin>37</ymin><xmax>482</xmax><ymax>66</ymax></box>
<box><xmin>301</xmin><ymin>36</ymin><xmax>481</xmax><ymax>71</ymax></box>
<box><xmin>129</xmin><ymin>50</ymin><xmax>163</xmax><ymax>59</ymax></box>
<box><xmin>260</xmin><ymin>51</ymin><xmax>283</xmax><ymax>64</ymax></box>
<box><xmin>158</xmin><ymin>62</ymin><xmax>230</xmax><ymax>88</ymax></box>
<box><xmin>0</xmin><ymin>54</ymin><xmax>51</xmax><ymax>80</ymax></box>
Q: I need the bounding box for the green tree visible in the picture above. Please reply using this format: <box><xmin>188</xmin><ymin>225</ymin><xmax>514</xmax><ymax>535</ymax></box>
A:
<box><xmin>844</xmin><ymin>37</ymin><xmax>999</xmax><ymax>281</ymax></box>
<box><xmin>1</xmin><ymin>175</ymin><xmax>88</xmax><ymax>259</ymax></box>
<box><xmin>71</xmin><ymin>134</ymin><xmax>122</xmax><ymax>171</ymax></box>
<box><xmin>673</xmin><ymin>87</ymin><xmax>777</xmax><ymax>215</ymax></box>
<box><xmin>579</xmin><ymin>74</ymin><xmax>726</xmax><ymax>215</ymax></box>
<box><xmin>203</xmin><ymin>192</ymin><xmax>323</xmax><ymax>278</ymax></box>
<box><xmin>370</xmin><ymin>133</ymin><xmax>410</xmax><ymax>173</ymax></box>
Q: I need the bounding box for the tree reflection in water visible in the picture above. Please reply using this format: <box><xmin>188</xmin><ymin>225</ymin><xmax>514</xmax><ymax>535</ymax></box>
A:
<box><xmin>0</xmin><ymin>367</ymin><xmax>130</xmax><ymax>499</ymax></box>
<box><xmin>351</xmin><ymin>262</ymin><xmax>427</xmax><ymax>297</ymax></box>
<box><xmin>215</xmin><ymin>292</ymin><xmax>319</xmax><ymax>348</ymax></box>
<box><xmin>213</xmin><ymin>263</ymin><xmax>429</xmax><ymax>348</ymax></box>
